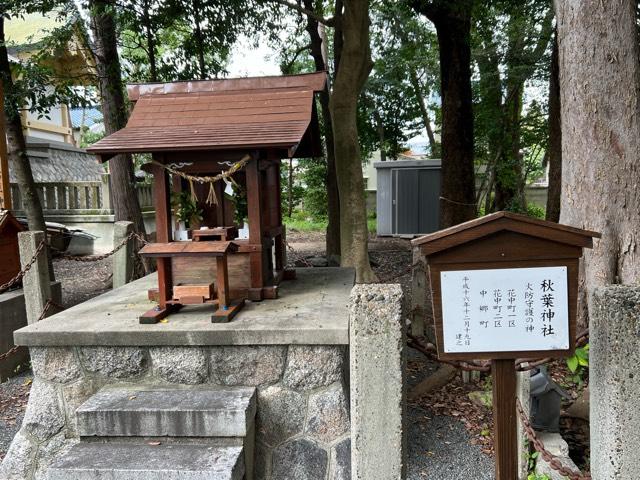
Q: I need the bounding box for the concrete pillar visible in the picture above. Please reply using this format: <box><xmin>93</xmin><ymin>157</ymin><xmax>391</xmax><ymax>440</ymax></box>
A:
<box><xmin>516</xmin><ymin>368</ymin><xmax>531</xmax><ymax>480</ymax></box>
<box><xmin>112</xmin><ymin>221</ymin><xmax>135</xmax><ymax>289</ymax></box>
<box><xmin>350</xmin><ymin>284</ymin><xmax>405</xmax><ymax>480</ymax></box>
<box><xmin>101</xmin><ymin>172</ymin><xmax>112</xmax><ymax>211</ymax></box>
<box><xmin>18</xmin><ymin>231</ymin><xmax>51</xmax><ymax>324</ymax></box>
<box><xmin>410</xmin><ymin>247</ymin><xmax>428</xmax><ymax>338</ymax></box>
<box><xmin>590</xmin><ymin>285</ymin><xmax>640</xmax><ymax>480</ymax></box>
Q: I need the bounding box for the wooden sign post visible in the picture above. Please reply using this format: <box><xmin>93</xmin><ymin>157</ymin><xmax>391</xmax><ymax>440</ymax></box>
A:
<box><xmin>412</xmin><ymin>211</ymin><xmax>599</xmax><ymax>479</ymax></box>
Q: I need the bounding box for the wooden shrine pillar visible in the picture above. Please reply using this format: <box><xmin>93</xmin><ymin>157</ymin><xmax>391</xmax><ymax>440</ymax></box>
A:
<box><xmin>267</xmin><ymin>153</ymin><xmax>284</xmax><ymax>273</ymax></box>
<box><xmin>0</xmin><ymin>79</ymin><xmax>11</xmax><ymax>210</ymax></box>
<box><xmin>140</xmin><ymin>155</ymin><xmax>179</xmax><ymax>323</ymax></box>
<box><xmin>246</xmin><ymin>155</ymin><xmax>266</xmax><ymax>300</ymax></box>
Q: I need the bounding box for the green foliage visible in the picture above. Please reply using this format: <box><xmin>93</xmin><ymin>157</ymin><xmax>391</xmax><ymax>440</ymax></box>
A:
<box><xmin>170</xmin><ymin>191</ymin><xmax>202</xmax><ymax>227</ymax></box>
<box><xmin>566</xmin><ymin>343</ymin><xmax>589</xmax><ymax>386</ymax></box>
<box><xmin>284</xmin><ymin>210</ymin><xmax>327</xmax><ymax>232</ymax></box>
<box><xmin>1</xmin><ymin>3</ymin><xmax>91</xmax><ymax>122</ymax></box>
<box><xmin>526</xmin><ymin>203</ymin><xmax>546</xmax><ymax>219</ymax></box>
<box><xmin>79</xmin><ymin>128</ymin><xmax>104</xmax><ymax>148</ymax></box>
<box><xmin>299</xmin><ymin>158</ymin><xmax>328</xmax><ymax>220</ymax></box>
<box><xmin>359</xmin><ymin>2</ymin><xmax>440</xmax><ymax>159</ymax></box>
<box><xmin>117</xmin><ymin>0</ymin><xmax>279</xmax><ymax>82</ymax></box>
<box><xmin>526</xmin><ymin>451</ymin><xmax>553</xmax><ymax>480</ymax></box>
<box><xmin>472</xmin><ymin>0</ymin><xmax>554</xmax><ymax>212</ymax></box>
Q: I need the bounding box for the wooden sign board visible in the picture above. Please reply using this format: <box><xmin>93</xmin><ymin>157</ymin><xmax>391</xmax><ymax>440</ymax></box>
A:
<box><xmin>412</xmin><ymin>211</ymin><xmax>599</xmax><ymax>480</ymax></box>
<box><xmin>440</xmin><ymin>266</ymin><xmax>570</xmax><ymax>354</ymax></box>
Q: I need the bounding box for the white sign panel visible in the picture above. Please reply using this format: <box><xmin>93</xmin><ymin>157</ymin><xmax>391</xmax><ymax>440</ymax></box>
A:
<box><xmin>440</xmin><ymin>266</ymin><xmax>569</xmax><ymax>353</ymax></box>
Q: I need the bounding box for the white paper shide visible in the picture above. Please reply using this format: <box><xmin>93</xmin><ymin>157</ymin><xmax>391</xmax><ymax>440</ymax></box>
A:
<box><xmin>440</xmin><ymin>266</ymin><xmax>569</xmax><ymax>353</ymax></box>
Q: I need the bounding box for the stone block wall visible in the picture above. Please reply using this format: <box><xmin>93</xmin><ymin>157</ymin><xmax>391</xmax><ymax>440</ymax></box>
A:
<box><xmin>0</xmin><ymin>344</ymin><xmax>351</xmax><ymax>480</ymax></box>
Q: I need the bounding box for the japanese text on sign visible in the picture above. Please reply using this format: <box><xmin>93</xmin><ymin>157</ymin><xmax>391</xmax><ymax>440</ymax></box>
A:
<box><xmin>440</xmin><ymin>266</ymin><xmax>569</xmax><ymax>353</ymax></box>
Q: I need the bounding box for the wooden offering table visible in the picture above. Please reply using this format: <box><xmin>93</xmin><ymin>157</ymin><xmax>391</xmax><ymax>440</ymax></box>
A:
<box><xmin>139</xmin><ymin>241</ymin><xmax>244</xmax><ymax>323</ymax></box>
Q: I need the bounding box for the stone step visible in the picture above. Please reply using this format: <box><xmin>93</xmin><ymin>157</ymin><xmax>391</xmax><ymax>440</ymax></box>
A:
<box><xmin>77</xmin><ymin>385</ymin><xmax>256</xmax><ymax>438</ymax></box>
<box><xmin>47</xmin><ymin>443</ymin><xmax>244</xmax><ymax>480</ymax></box>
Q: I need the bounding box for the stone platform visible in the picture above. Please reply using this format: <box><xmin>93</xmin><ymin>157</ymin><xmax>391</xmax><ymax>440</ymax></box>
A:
<box><xmin>15</xmin><ymin>267</ymin><xmax>353</xmax><ymax>347</ymax></box>
<box><xmin>2</xmin><ymin>268</ymin><xmax>354</xmax><ymax>480</ymax></box>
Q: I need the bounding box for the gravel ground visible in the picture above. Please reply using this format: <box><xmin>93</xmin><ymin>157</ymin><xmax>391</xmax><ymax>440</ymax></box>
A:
<box><xmin>0</xmin><ymin>256</ymin><xmax>113</xmax><ymax>460</ymax></box>
<box><xmin>407</xmin><ymin>349</ymin><xmax>494</xmax><ymax>479</ymax></box>
<box><xmin>53</xmin><ymin>256</ymin><xmax>113</xmax><ymax>308</ymax></box>
<box><xmin>0</xmin><ymin>370</ymin><xmax>32</xmax><ymax>461</ymax></box>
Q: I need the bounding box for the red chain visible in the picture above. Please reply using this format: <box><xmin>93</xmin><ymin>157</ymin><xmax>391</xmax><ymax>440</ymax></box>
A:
<box><xmin>516</xmin><ymin>398</ymin><xmax>591</xmax><ymax>480</ymax></box>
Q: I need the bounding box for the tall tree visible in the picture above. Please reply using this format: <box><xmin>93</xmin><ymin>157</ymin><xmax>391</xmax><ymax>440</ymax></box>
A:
<box><xmin>473</xmin><ymin>0</ymin><xmax>553</xmax><ymax>213</ymax></box>
<box><xmin>412</xmin><ymin>0</ymin><xmax>476</xmax><ymax>227</ymax></box>
<box><xmin>0</xmin><ymin>16</ymin><xmax>47</xmax><ymax>238</ymax></box>
<box><xmin>88</xmin><ymin>0</ymin><xmax>147</xmax><ymax>239</ymax></box>
<box><xmin>556</xmin><ymin>0</ymin><xmax>640</xmax><ymax>321</ymax></box>
<box><xmin>545</xmin><ymin>28</ymin><xmax>561</xmax><ymax>222</ymax></box>
<box><xmin>303</xmin><ymin>0</ymin><xmax>341</xmax><ymax>260</ymax></box>
<box><xmin>330</xmin><ymin>0</ymin><xmax>377</xmax><ymax>282</ymax></box>
<box><xmin>1</xmin><ymin>1</ymin><xmax>87</xmax><ymax>275</ymax></box>
<box><xmin>269</xmin><ymin>0</ymin><xmax>376</xmax><ymax>281</ymax></box>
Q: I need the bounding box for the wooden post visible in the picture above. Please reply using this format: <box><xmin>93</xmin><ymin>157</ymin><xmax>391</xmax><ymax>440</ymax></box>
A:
<box><xmin>245</xmin><ymin>156</ymin><xmax>265</xmax><ymax>300</ymax></box>
<box><xmin>139</xmin><ymin>157</ymin><xmax>177</xmax><ymax>323</ymax></box>
<box><xmin>0</xmin><ymin>79</ymin><xmax>11</xmax><ymax>210</ymax></box>
<box><xmin>18</xmin><ymin>231</ymin><xmax>52</xmax><ymax>324</ymax></box>
<box><xmin>492</xmin><ymin>359</ymin><xmax>518</xmax><ymax>480</ymax></box>
<box><xmin>112</xmin><ymin>221</ymin><xmax>134</xmax><ymax>289</ymax></box>
<box><xmin>215</xmin><ymin>255</ymin><xmax>230</xmax><ymax>308</ymax></box>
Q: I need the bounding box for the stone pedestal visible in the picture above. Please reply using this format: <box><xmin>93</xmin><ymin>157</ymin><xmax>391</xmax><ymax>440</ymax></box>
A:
<box><xmin>1</xmin><ymin>269</ymin><xmax>354</xmax><ymax>480</ymax></box>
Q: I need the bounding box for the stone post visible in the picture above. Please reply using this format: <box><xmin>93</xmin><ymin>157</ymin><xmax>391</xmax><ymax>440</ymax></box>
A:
<box><xmin>18</xmin><ymin>231</ymin><xmax>51</xmax><ymax>324</ymax></box>
<box><xmin>101</xmin><ymin>172</ymin><xmax>112</xmax><ymax>211</ymax></box>
<box><xmin>350</xmin><ymin>284</ymin><xmax>405</xmax><ymax>480</ymax></box>
<box><xmin>112</xmin><ymin>221</ymin><xmax>135</xmax><ymax>289</ymax></box>
<box><xmin>516</xmin><ymin>367</ymin><xmax>531</xmax><ymax>480</ymax></box>
<box><xmin>590</xmin><ymin>285</ymin><xmax>640</xmax><ymax>480</ymax></box>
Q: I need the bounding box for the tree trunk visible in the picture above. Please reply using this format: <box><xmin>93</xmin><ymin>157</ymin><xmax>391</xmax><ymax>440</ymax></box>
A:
<box><xmin>287</xmin><ymin>158</ymin><xmax>293</xmax><ymax>217</ymax></box>
<box><xmin>330</xmin><ymin>0</ymin><xmax>376</xmax><ymax>283</ymax></box>
<box><xmin>556</xmin><ymin>0</ymin><xmax>640</xmax><ymax>323</ymax></box>
<box><xmin>89</xmin><ymin>0</ymin><xmax>147</xmax><ymax>243</ymax></box>
<box><xmin>545</xmin><ymin>30</ymin><xmax>561</xmax><ymax>222</ymax></box>
<box><xmin>192</xmin><ymin>0</ymin><xmax>206</xmax><ymax>80</ymax></box>
<box><xmin>414</xmin><ymin>1</ymin><xmax>476</xmax><ymax>228</ymax></box>
<box><xmin>408</xmin><ymin>68</ymin><xmax>438</xmax><ymax>156</ymax></box>
<box><xmin>375</xmin><ymin>111</ymin><xmax>386</xmax><ymax>161</ymax></box>
<box><xmin>142</xmin><ymin>1</ymin><xmax>158</xmax><ymax>82</ymax></box>
<box><xmin>494</xmin><ymin>82</ymin><xmax>526</xmax><ymax>212</ymax></box>
<box><xmin>304</xmin><ymin>0</ymin><xmax>341</xmax><ymax>259</ymax></box>
<box><xmin>0</xmin><ymin>17</ymin><xmax>54</xmax><ymax>278</ymax></box>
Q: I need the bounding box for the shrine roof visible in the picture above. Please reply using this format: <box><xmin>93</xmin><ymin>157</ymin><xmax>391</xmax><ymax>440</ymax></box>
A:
<box><xmin>87</xmin><ymin>72</ymin><xmax>326</xmax><ymax>161</ymax></box>
<box><xmin>411</xmin><ymin>211</ymin><xmax>601</xmax><ymax>256</ymax></box>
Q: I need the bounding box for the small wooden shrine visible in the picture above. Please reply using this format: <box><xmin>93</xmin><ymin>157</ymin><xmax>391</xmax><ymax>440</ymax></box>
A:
<box><xmin>88</xmin><ymin>72</ymin><xmax>326</xmax><ymax>323</ymax></box>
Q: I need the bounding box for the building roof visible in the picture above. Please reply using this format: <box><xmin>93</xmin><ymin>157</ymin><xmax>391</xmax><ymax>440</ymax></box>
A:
<box><xmin>411</xmin><ymin>211</ymin><xmax>601</xmax><ymax>255</ymax></box>
<box><xmin>9</xmin><ymin>139</ymin><xmax>103</xmax><ymax>183</ymax></box>
<box><xmin>70</xmin><ymin>107</ymin><xmax>103</xmax><ymax>130</ymax></box>
<box><xmin>87</xmin><ymin>72</ymin><xmax>327</xmax><ymax>161</ymax></box>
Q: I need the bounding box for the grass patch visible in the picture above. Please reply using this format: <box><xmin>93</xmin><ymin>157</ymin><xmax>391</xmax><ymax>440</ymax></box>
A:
<box><xmin>283</xmin><ymin>210</ymin><xmax>378</xmax><ymax>235</ymax></box>
<box><xmin>284</xmin><ymin>213</ymin><xmax>328</xmax><ymax>232</ymax></box>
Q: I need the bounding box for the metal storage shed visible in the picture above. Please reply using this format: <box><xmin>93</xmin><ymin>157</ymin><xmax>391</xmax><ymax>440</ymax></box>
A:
<box><xmin>375</xmin><ymin>159</ymin><xmax>441</xmax><ymax>236</ymax></box>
